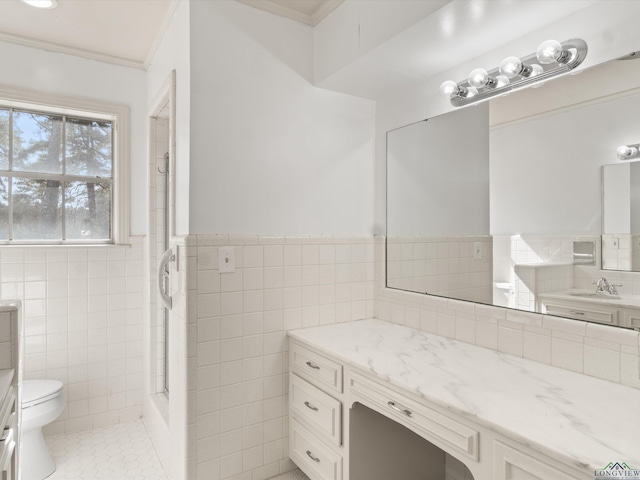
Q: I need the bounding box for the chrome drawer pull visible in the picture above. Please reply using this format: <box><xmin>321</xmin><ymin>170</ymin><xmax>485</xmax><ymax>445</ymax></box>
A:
<box><xmin>569</xmin><ymin>310</ymin><xmax>585</xmax><ymax>315</ymax></box>
<box><xmin>304</xmin><ymin>401</ymin><xmax>319</xmax><ymax>411</ymax></box>
<box><xmin>387</xmin><ymin>400</ymin><xmax>412</xmax><ymax>417</ymax></box>
<box><xmin>305</xmin><ymin>361</ymin><xmax>320</xmax><ymax>370</ymax></box>
<box><xmin>306</xmin><ymin>450</ymin><xmax>320</xmax><ymax>463</ymax></box>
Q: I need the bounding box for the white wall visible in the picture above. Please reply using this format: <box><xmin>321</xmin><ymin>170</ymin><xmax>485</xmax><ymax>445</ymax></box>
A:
<box><xmin>491</xmin><ymin>90</ymin><xmax>640</xmax><ymax>235</ymax></box>
<box><xmin>0</xmin><ymin>40</ymin><xmax>147</xmax><ymax>235</ymax></box>
<box><xmin>387</xmin><ymin>104</ymin><xmax>489</xmax><ymax>235</ymax></box>
<box><xmin>188</xmin><ymin>0</ymin><xmax>375</xmax><ymax>236</ymax></box>
<box><xmin>313</xmin><ymin>0</ymin><xmax>449</xmax><ymax>87</ymax></box>
<box><xmin>374</xmin><ymin>1</ymin><xmax>640</xmax><ymax>235</ymax></box>
<box><xmin>147</xmin><ymin>0</ymin><xmax>191</xmax><ymax>236</ymax></box>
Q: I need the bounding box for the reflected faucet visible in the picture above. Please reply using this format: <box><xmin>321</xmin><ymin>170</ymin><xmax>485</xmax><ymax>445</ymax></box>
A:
<box><xmin>592</xmin><ymin>277</ymin><xmax>622</xmax><ymax>295</ymax></box>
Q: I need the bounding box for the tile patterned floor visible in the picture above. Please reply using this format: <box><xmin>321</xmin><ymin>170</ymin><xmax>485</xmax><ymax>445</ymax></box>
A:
<box><xmin>268</xmin><ymin>470</ymin><xmax>310</xmax><ymax>480</ymax></box>
<box><xmin>45</xmin><ymin>419</ymin><xmax>168</xmax><ymax>480</ymax></box>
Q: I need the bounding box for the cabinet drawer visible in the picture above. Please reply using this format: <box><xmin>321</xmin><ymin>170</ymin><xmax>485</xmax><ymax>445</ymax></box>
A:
<box><xmin>0</xmin><ymin>387</ymin><xmax>14</xmax><ymax>432</ymax></box>
<box><xmin>621</xmin><ymin>309</ymin><xmax>640</xmax><ymax>329</ymax></box>
<box><xmin>291</xmin><ymin>374</ymin><xmax>341</xmax><ymax>446</ymax></box>
<box><xmin>291</xmin><ymin>419</ymin><xmax>343</xmax><ymax>480</ymax></box>
<box><xmin>494</xmin><ymin>441</ymin><xmax>588</xmax><ymax>480</ymax></box>
<box><xmin>291</xmin><ymin>343</ymin><xmax>343</xmax><ymax>394</ymax></box>
<box><xmin>0</xmin><ymin>427</ymin><xmax>15</xmax><ymax>472</ymax></box>
<box><xmin>544</xmin><ymin>302</ymin><xmax>617</xmax><ymax>325</ymax></box>
<box><xmin>349</xmin><ymin>371</ymin><xmax>478</xmax><ymax>461</ymax></box>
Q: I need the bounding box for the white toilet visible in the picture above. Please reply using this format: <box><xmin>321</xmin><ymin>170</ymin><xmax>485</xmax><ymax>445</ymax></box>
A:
<box><xmin>21</xmin><ymin>379</ymin><xmax>65</xmax><ymax>480</ymax></box>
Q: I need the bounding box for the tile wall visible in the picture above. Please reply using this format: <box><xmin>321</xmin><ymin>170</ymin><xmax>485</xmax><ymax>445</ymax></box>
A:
<box><xmin>0</xmin><ymin>240</ymin><xmax>145</xmax><ymax>434</ymax></box>
<box><xmin>179</xmin><ymin>234</ymin><xmax>375</xmax><ymax>480</ymax></box>
<box><xmin>386</xmin><ymin>236</ymin><xmax>492</xmax><ymax>304</ymax></box>
<box><xmin>601</xmin><ymin>234</ymin><xmax>640</xmax><ymax>271</ymax></box>
<box><xmin>376</xmin><ymin>236</ymin><xmax>640</xmax><ymax>389</ymax></box>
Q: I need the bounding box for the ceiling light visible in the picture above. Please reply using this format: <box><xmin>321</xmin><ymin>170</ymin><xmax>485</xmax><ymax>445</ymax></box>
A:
<box><xmin>19</xmin><ymin>0</ymin><xmax>58</xmax><ymax>9</ymax></box>
<box><xmin>440</xmin><ymin>38</ymin><xmax>588</xmax><ymax>107</ymax></box>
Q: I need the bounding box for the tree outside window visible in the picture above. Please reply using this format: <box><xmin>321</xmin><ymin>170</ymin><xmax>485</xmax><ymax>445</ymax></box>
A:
<box><xmin>0</xmin><ymin>107</ymin><xmax>113</xmax><ymax>243</ymax></box>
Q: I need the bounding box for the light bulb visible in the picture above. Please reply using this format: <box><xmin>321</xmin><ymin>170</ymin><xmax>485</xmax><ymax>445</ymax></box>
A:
<box><xmin>536</xmin><ymin>39</ymin><xmax>565</xmax><ymax>64</ymax></box>
<box><xmin>19</xmin><ymin>0</ymin><xmax>58</xmax><ymax>8</ymax></box>
<box><xmin>464</xmin><ymin>86</ymin><xmax>479</xmax><ymax>98</ymax></box>
<box><xmin>617</xmin><ymin>145</ymin><xmax>639</xmax><ymax>160</ymax></box>
<box><xmin>468</xmin><ymin>68</ymin><xmax>491</xmax><ymax>88</ymax></box>
<box><xmin>495</xmin><ymin>75</ymin><xmax>510</xmax><ymax>88</ymax></box>
<box><xmin>528</xmin><ymin>64</ymin><xmax>544</xmax><ymax>77</ymax></box>
<box><xmin>499</xmin><ymin>56</ymin><xmax>524</xmax><ymax>79</ymax></box>
<box><xmin>440</xmin><ymin>80</ymin><xmax>458</xmax><ymax>97</ymax></box>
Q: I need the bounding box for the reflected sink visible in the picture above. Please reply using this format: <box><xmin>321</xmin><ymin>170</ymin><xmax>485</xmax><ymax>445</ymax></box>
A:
<box><xmin>565</xmin><ymin>289</ymin><xmax>620</xmax><ymax>299</ymax></box>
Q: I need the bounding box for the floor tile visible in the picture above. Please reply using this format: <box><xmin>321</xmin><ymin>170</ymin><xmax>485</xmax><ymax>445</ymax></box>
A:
<box><xmin>45</xmin><ymin>419</ymin><xmax>167</xmax><ymax>480</ymax></box>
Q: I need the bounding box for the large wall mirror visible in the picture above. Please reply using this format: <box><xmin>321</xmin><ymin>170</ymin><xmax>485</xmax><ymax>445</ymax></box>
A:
<box><xmin>387</xmin><ymin>55</ymin><xmax>640</xmax><ymax>328</ymax></box>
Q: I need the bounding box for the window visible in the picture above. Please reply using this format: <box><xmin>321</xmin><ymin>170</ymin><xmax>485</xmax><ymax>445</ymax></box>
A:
<box><xmin>0</xmin><ymin>85</ymin><xmax>129</xmax><ymax>245</ymax></box>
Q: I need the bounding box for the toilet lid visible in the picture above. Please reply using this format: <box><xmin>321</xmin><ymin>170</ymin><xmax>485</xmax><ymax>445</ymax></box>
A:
<box><xmin>22</xmin><ymin>379</ymin><xmax>64</xmax><ymax>408</ymax></box>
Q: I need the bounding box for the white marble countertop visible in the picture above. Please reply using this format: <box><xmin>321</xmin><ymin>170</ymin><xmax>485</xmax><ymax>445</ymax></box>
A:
<box><xmin>288</xmin><ymin>319</ymin><xmax>640</xmax><ymax>475</ymax></box>
<box><xmin>539</xmin><ymin>289</ymin><xmax>640</xmax><ymax>309</ymax></box>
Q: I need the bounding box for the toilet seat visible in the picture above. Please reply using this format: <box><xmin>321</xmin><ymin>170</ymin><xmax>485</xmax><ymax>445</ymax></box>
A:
<box><xmin>22</xmin><ymin>379</ymin><xmax>64</xmax><ymax>409</ymax></box>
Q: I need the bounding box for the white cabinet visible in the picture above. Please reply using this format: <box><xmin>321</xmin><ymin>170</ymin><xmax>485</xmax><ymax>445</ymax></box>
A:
<box><xmin>290</xmin><ymin>343</ymin><xmax>344</xmax><ymax>480</ymax></box>
<box><xmin>290</xmin><ymin>420</ymin><xmax>343</xmax><ymax>480</ymax></box>
<box><xmin>289</xmin><ymin>325</ymin><xmax>613</xmax><ymax>480</ymax></box>
<box><xmin>540</xmin><ymin>292</ymin><xmax>640</xmax><ymax>330</ymax></box>
<box><xmin>543</xmin><ymin>299</ymin><xmax>618</xmax><ymax>325</ymax></box>
<box><xmin>493</xmin><ymin>441</ymin><xmax>590</xmax><ymax>480</ymax></box>
<box><xmin>348</xmin><ymin>371</ymin><xmax>479</xmax><ymax>462</ymax></box>
<box><xmin>0</xmin><ymin>371</ymin><xmax>16</xmax><ymax>480</ymax></box>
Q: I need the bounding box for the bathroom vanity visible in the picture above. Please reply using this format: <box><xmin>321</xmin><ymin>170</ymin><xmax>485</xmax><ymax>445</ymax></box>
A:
<box><xmin>288</xmin><ymin>319</ymin><xmax>640</xmax><ymax>480</ymax></box>
<box><xmin>0</xmin><ymin>303</ymin><xmax>20</xmax><ymax>480</ymax></box>
<box><xmin>0</xmin><ymin>370</ymin><xmax>17</xmax><ymax>480</ymax></box>
<box><xmin>539</xmin><ymin>289</ymin><xmax>640</xmax><ymax>329</ymax></box>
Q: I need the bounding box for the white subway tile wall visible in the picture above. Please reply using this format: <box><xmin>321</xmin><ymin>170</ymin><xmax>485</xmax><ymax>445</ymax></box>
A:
<box><xmin>183</xmin><ymin>235</ymin><xmax>375</xmax><ymax>480</ymax></box>
<box><xmin>0</xmin><ymin>239</ymin><xmax>145</xmax><ymax>434</ymax></box>
<box><xmin>376</xmin><ymin>236</ymin><xmax>640</xmax><ymax>390</ymax></box>
<box><xmin>386</xmin><ymin>235</ymin><xmax>493</xmax><ymax>304</ymax></box>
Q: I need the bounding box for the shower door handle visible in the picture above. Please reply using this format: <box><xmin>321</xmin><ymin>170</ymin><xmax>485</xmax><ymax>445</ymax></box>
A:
<box><xmin>158</xmin><ymin>248</ymin><xmax>175</xmax><ymax>310</ymax></box>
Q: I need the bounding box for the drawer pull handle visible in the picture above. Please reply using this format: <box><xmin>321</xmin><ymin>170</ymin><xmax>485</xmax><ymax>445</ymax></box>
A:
<box><xmin>304</xmin><ymin>401</ymin><xmax>319</xmax><ymax>411</ymax></box>
<box><xmin>387</xmin><ymin>400</ymin><xmax>412</xmax><ymax>417</ymax></box>
<box><xmin>305</xmin><ymin>361</ymin><xmax>320</xmax><ymax>370</ymax></box>
<box><xmin>306</xmin><ymin>450</ymin><xmax>320</xmax><ymax>463</ymax></box>
<box><xmin>569</xmin><ymin>310</ymin><xmax>585</xmax><ymax>315</ymax></box>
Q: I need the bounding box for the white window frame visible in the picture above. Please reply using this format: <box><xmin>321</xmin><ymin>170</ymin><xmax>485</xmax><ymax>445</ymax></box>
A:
<box><xmin>0</xmin><ymin>84</ymin><xmax>130</xmax><ymax>245</ymax></box>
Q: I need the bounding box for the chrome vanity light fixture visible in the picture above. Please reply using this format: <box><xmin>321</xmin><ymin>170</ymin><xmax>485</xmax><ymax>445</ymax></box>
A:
<box><xmin>617</xmin><ymin>144</ymin><xmax>640</xmax><ymax>160</ymax></box>
<box><xmin>440</xmin><ymin>38</ymin><xmax>588</xmax><ymax>107</ymax></box>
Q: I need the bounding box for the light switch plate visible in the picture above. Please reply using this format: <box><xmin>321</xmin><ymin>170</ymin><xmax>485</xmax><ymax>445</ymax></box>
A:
<box><xmin>473</xmin><ymin>242</ymin><xmax>482</xmax><ymax>260</ymax></box>
<box><xmin>219</xmin><ymin>246</ymin><xmax>235</xmax><ymax>273</ymax></box>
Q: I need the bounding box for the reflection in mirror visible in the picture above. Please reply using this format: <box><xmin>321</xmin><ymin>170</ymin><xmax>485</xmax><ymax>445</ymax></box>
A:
<box><xmin>602</xmin><ymin>162</ymin><xmax>640</xmax><ymax>271</ymax></box>
<box><xmin>386</xmin><ymin>105</ymin><xmax>491</xmax><ymax>304</ymax></box>
<box><xmin>386</xmin><ymin>56</ymin><xmax>640</xmax><ymax>329</ymax></box>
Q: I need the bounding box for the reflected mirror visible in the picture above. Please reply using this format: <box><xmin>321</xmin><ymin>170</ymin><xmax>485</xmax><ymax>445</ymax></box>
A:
<box><xmin>387</xmin><ymin>55</ymin><xmax>640</xmax><ymax>327</ymax></box>
<box><xmin>602</xmin><ymin>162</ymin><xmax>640</xmax><ymax>271</ymax></box>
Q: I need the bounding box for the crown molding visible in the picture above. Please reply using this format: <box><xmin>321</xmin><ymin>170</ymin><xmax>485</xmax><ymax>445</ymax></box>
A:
<box><xmin>236</xmin><ymin>0</ymin><xmax>343</xmax><ymax>26</ymax></box>
<box><xmin>0</xmin><ymin>31</ymin><xmax>146</xmax><ymax>70</ymax></box>
<box><xmin>143</xmin><ymin>0</ymin><xmax>181</xmax><ymax>69</ymax></box>
<box><xmin>310</xmin><ymin>0</ymin><xmax>343</xmax><ymax>26</ymax></box>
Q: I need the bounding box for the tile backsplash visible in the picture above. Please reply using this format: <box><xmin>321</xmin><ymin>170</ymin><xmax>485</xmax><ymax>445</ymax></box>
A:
<box><xmin>0</xmin><ymin>238</ymin><xmax>145</xmax><ymax>434</ymax></box>
<box><xmin>386</xmin><ymin>235</ymin><xmax>492</xmax><ymax>304</ymax></box>
<box><xmin>377</xmin><ymin>236</ymin><xmax>640</xmax><ymax>390</ymax></box>
<box><xmin>181</xmin><ymin>234</ymin><xmax>375</xmax><ymax>480</ymax></box>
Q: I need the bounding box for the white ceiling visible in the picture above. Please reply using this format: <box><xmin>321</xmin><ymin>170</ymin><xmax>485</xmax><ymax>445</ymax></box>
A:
<box><xmin>0</xmin><ymin>0</ymin><xmax>340</xmax><ymax>69</ymax></box>
<box><xmin>0</xmin><ymin>0</ymin><xmax>178</xmax><ymax>69</ymax></box>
